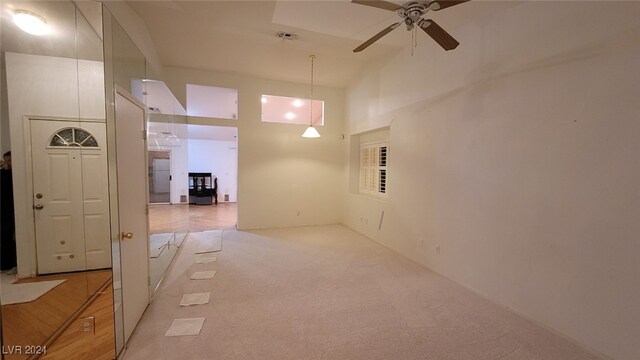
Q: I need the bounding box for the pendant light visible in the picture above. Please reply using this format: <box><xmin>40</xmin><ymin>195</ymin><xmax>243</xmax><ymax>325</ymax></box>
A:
<box><xmin>302</xmin><ymin>54</ymin><xmax>320</xmax><ymax>138</ymax></box>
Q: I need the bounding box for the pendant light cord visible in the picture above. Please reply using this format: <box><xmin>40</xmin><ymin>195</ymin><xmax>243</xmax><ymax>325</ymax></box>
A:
<box><xmin>309</xmin><ymin>54</ymin><xmax>315</xmax><ymax>126</ymax></box>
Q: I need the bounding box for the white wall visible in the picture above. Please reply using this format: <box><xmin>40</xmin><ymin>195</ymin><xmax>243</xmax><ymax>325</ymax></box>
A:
<box><xmin>6</xmin><ymin>52</ymin><xmax>105</xmax><ymax>277</ymax></box>
<box><xmin>165</xmin><ymin>66</ymin><xmax>345</xmax><ymax>230</ymax></box>
<box><xmin>143</xmin><ymin>80</ymin><xmax>186</xmax><ymax>116</ymax></box>
<box><xmin>344</xmin><ymin>2</ymin><xmax>640</xmax><ymax>360</ymax></box>
<box><xmin>187</xmin><ymin>139</ymin><xmax>237</xmax><ymax>202</ymax></box>
<box><xmin>102</xmin><ymin>1</ymin><xmax>164</xmax><ymax>81</ymax></box>
<box><xmin>186</xmin><ymin>84</ymin><xmax>237</xmax><ymax>119</ymax></box>
<box><xmin>169</xmin><ymin>130</ymin><xmax>189</xmax><ymax>204</ymax></box>
<box><xmin>345</xmin><ymin>2</ymin><xmax>640</xmax><ymax>359</ymax></box>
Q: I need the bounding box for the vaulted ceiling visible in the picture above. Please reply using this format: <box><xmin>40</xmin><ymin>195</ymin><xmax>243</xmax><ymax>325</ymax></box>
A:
<box><xmin>127</xmin><ymin>0</ymin><xmax>512</xmax><ymax>88</ymax></box>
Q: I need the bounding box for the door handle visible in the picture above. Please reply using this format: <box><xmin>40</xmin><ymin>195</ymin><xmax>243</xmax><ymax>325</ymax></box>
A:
<box><xmin>121</xmin><ymin>232</ymin><xmax>134</xmax><ymax>240</ymax></box>
<box><xmin>33</xmin><ymin>204</ymin><xmax>44</xmax><ymax>210</ymax></box>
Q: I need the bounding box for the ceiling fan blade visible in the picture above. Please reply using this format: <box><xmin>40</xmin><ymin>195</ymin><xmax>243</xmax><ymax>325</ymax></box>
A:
<box><xmin>428</xmin><ymin>0</ymin><xmax>470</xmax><ymax>11</ymax></box>
<box><xmin>352</xmin><ymin>0</ymin><xmax>404</xmax><ymax>12</ymax></box>
<box><xmin>353</xmin><ymin>22</ymin><xmax>401</xmax><ymax>53</ymax></box>
<box><xmin>420</xmin><ymin>19</ymin><xmax>459</xmax><ymax>50</ymax></box>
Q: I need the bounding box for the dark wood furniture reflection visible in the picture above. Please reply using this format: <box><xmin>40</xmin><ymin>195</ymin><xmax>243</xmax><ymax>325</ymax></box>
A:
<box><xmin>188</xmin><ymin>172</ymin><xmax>218</xmax><ymax>205</ymax></box>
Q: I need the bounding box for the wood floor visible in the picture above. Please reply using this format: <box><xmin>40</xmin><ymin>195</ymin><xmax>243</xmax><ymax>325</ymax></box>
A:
<box><xmin>41</xmin><ymin>282</ymin><xmax>116</xmax><ymax>360</ymax></box>
<box><xmin>1</xmin><ymin>270</ymin><xmax>112</xmax><ymax>360</ymax></box>
<box><xmin>149</xmin><ymin>202</ymin><xmax>237</xmax><ymax>234</ymax></box>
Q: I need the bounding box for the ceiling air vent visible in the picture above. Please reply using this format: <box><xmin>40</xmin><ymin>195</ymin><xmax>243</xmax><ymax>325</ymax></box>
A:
<box><xmin>275</xmin><ymin>31</ymin><xmax>299</xmax><ymax>41</ymax></box>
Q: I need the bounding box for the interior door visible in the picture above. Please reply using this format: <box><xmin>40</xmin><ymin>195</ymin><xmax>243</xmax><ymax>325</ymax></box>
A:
<box><xmin>153</xmin><ymin>158</ymin><xmax>171</xmax><ymax>194</ymax></box>
<box><xmin>114</xmin><ymin>88</ymin><xmax>150</xmax><ymax>342</ymax></box>
<box><xmin>31</xmin><ymin>119</ymin><xmax>110</xmax><ymax>274</ymax></box>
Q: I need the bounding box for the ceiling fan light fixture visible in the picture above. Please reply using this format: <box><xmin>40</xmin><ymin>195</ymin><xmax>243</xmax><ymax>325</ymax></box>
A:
<box><xmin>351</xmin><ymin>0</ymin><xmax>468</xmax><ymax>52</ymax></box>
<box><xmin>13</xmin><ymin>10</ymin><xmax>49</xmax><ymax>36</ymax></box>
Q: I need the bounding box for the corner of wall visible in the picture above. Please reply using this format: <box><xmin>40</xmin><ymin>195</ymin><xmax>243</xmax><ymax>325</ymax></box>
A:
<box><xmin>102</xmin><ymin>1</ymin><xmax>164</xmax><ymax>79</ymax></box>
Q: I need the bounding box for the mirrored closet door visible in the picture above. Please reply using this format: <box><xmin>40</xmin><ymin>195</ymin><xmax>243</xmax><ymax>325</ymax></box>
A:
<box><xmin>1</xmin><ymin>1</ymin><xmax>120</xmax><ymax>359</ymax></box>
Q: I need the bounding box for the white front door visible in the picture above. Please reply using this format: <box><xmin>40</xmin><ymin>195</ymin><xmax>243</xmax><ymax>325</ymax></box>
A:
<box><xmin>114</xmin><ymin>88</ymin><xmax>150</xmax><ymax>342</ymax></box>
<box><xmin>31</xmin><ymin>119</ymin><xmax>110</xmax><ymax>274</ymax></box>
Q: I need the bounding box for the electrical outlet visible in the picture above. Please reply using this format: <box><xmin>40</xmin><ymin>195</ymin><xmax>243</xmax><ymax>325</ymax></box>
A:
<box><xmin>79</xmin><ymin>316</ymin><xmax>95</xmax><ymax>335</ymax></box>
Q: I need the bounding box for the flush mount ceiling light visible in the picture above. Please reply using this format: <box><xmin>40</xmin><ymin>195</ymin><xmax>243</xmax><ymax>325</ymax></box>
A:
<box><xmin>13</xmin><ymin>10</ymin><xmax>49</xmax><ymax>36</ymax></box>
<box><xmin>302</xmin><ymin>55</ymin><xmax>320</xmax><ymax>138</ymax></box>
<box><xmin>285</xmin><ymin>112</ymin><xmax>296</xmax><ymax>120</ymax></box>
<box><xmin>292</xmin><ymin>99</ymin><xmax>304</xmax><ymax>107</ymax></box>
<box><xmin>261</xmin><ymin>96</ymin><xmax>268</xmax><ymax>103</ymax></box>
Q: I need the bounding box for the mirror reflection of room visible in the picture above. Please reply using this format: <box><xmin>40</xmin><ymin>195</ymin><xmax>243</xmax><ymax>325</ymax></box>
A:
<box><xmin>142</xmin><ymin>105</ymin><xmax>237</xmax><ymax>292</ymax></box>
<box><xmin>1</xmin><ymin>1</ymin><xmax>241</xmax><ymax>357</ymax></box>
<box><xmin>1</xmin><ymin>1</ymin><xmax>116</xmax><ymax>359</ymax></box>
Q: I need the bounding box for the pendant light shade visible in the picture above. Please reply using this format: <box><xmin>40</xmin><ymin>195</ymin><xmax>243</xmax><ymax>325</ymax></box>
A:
<box><xmin>302</xmin><ymin>125</ymin><xmax>321</xmax><ymax>138</ymax></box>
<box><xmin>302</xmin><ymin>54</ymin><xmax>320</xmax><ymax>138</ymax></box>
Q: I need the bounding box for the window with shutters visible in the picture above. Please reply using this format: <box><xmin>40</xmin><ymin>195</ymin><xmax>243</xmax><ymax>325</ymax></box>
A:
<box><xmin>359</xmin><ymin>141</ymin><xmax>388</xmax><ymax>197</ymax></box>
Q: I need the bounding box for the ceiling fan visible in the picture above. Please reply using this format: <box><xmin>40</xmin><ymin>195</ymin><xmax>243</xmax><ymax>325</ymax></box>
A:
<box><xmin>352</xmin><ymin>0</ymin><xmax>469</xmax><ymax>53</ymax></box>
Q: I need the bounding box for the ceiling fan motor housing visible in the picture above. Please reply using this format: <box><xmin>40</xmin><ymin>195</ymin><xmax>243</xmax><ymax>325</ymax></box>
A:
<box><xmin>399</xmin><ymin>2</ymin><xmax>429</xmax><ymax>30</ymax></box>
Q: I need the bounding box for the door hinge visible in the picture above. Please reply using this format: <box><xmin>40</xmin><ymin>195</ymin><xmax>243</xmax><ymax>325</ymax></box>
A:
<box><xmin>145</xmin><ymin>205</ymin><xmax>149</xmax><ymax>215</ymax></box>
<box><xmin>142</xmin><ymin>129</ymin><xmax>147</xmax><ymax>140</ymax></box>
<box><xmin>148</xmin><ymin>276</ymin><xmax>151</xmax><ymax>286</ymax></box>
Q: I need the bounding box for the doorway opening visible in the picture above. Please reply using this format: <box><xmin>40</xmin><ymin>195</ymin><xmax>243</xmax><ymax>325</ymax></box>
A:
<box><xmin>186</xmin><ymin>124</ymin><xmax>238</xmax><ymax>231</ymax></box>
<box><xmin>148</xmin><ymin>124</ymin><xmax>238</xmax><ymax>234</ymax></box>
<box><xmin>148</xmin><ymin>150</ymin><xmax>171</xmax><ymax>204</ymax></box>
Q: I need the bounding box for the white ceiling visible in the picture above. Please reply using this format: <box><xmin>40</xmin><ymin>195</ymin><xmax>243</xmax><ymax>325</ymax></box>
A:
<box><xmin>126</xmin><ymin>0</ymin><xmax>507</xmax><ymax>88</ymax></box>
<box><xmin>1</xmin><ymin>1</ymin><xmax>518</xmax><ymax>89</ymax></box>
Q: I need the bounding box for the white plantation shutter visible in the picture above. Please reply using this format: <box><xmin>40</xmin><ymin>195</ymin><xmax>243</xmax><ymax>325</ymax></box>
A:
<box><xmin>360</xmin><ymin>141</ymin><xmax>388</xmax><ymax>197</ymax></box>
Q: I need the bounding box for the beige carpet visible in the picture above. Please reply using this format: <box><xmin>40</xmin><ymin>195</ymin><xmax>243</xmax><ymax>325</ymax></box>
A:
<box><xmin>150</xmin><ymin>233</ymin><xmax>174</xmax><ymax>258</ymax></box>
<box><xmin>123</xmin><ymin>225</ymin><xmax>599</xmax><ymax>360</ymax></box>
<box><xmin>192</xmin><ymin>230</ymin><xmax>223</xmax><ymax>254</ymax></box>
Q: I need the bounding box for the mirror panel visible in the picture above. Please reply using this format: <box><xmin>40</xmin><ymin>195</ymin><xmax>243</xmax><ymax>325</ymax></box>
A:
<box><xmin>140</xmin><ymin>65</ymin><xmax>189</xmax><ymax>295</ymax></box>
<box><xmin>103</xmin><ymin>9</ymin><xmax>148</xmax><ymax>355</ymax></box>
<box><xmin>1</xmin><ymin>1</ymin><xmax>114</xmax><ymax>358</ymax></box>
<box><xmin>147</xmin><ymin>112</ymin><xmax>188</xmax><ymax>294</ymax></box>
